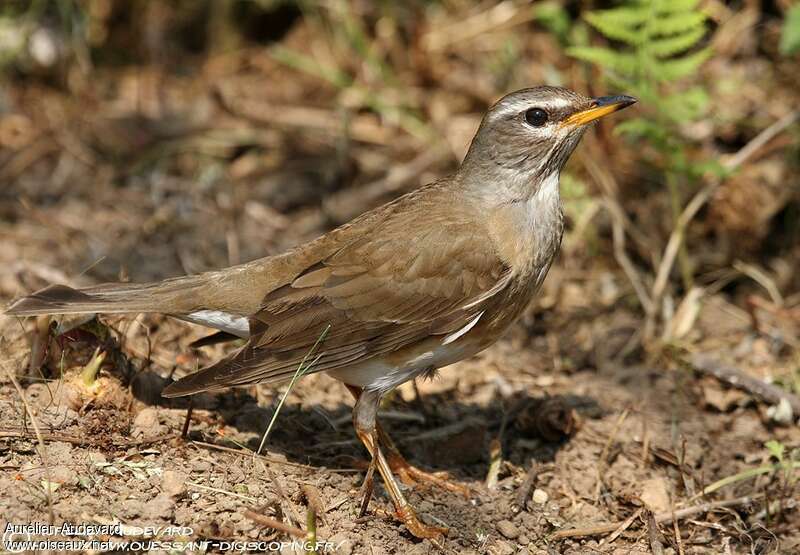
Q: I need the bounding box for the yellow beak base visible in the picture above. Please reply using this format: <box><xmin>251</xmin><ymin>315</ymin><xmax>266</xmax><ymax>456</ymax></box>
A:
<box><xmin>561</xmin><ymin>95</ymin><xmax>637</xmax><ymax>127</ymax></box>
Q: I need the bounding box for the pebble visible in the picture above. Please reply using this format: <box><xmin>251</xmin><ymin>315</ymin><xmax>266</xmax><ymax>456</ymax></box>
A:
<box><xmin>493</xmin><ymin>539</ymin><xmax>516</xmax><ymax>555</ymax></box>
<box><xmin>191</xmin><ymin>460</ymin><xmax>211</xmax><ymax>472</ymax></box>
<box><xmin>121</xmin><ymin>499</ymin><xmax>146</xmax><ymax>518</ymax></box>
<box><xmin>496</xmin><ymin>519</ymin><xmax>519</xmax><ymax>539</ymax></box>
<box><xmin>149</xmin><ymin>494</ymin><xmax>175</xmax><ymax>519</ymax></box>
<box><xmin>49</xmin><ymin>465</ymin><xmax>78</xmax><ymax>486</ymax></box>
<box><xmin>161</xmin><ymin>470</ymin><xmax>188</xmax><ymax>498</ymax></box>
<box><xmin>131</xmin><ymin>407</ymin><xmax>162</xmax><ymax>437</ymax></box>
<box><xmin>532</xmin><ymin>488</ymin><xmax>549</xmax><ymax>504</ymax></box>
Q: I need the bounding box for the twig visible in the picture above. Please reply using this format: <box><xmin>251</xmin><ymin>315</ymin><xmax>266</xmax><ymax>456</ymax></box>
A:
<box><xmin>673</xmin><ymin>511</ymin><xmax>685</xmax><ymax>555</ymax></box>
<box><xmin>595</xmin><ymin>408</ymin><xmax>629</xmax><ymax>500</ymax></box>
<box><xmin>186</xmin><ymin>480</ymin><xmax>258</xmax><ymax>502</ymax></box>
<box><xmin>244</xmin><ymin>509</ymin><xmax>306</xmax><ymax>538</ymax></box>
<box><xmin>647</xmin><ymin>510</ymin><xmax>665</xmax><ymax>555</ymax></box>
<box><xmin>725</xmin><ymin>111</ymin><xmax>799</xmax><ymax>170</ymax></box>
<box><xmin>190</xmin><ymin>440</ymin><xmax>319</xmax><ymax>470</ymax></box>
<box><xmin>513</xmin><ymin>461</ymin><xmax>538</xmax><ymax>513</ymax></box>
<box><xmin>733</xmin><ymin>261</ymin><xmax>784</xmax><ymax>306</ymax></box>
<box><xmin>604</xmin><ymin>507</ymin><xmax>642</xmax><ymax>544</ymax></box>
<box><xmin>263</xmin><ymin>462</ymin><xmax>304</xmax><ymax>530</ymax></box>
<box><xmin>551</xmin><ymin>493</ymin><xmax>764</xmax><ymax>539</ymax></box>
<box><xmin>583</xmin><ymin>153</ymin><xmax>654</xmax><ymax>314</ymax></box>
<box><xmin>646</xmin><ymin>110</ymin><xmax>799</xmax><ymax>340</ymax></box>
<box><xmin>214</xmin><ymin>85</ymin><xmax>394</xmax><ymax>145</ymax></box>
<box><xmin>3</xmin><ymin>358</ymin><xmax>55</xmax><ymax>524</ymax></box>
<box><xmin>690</xmin><ymin>354</ymin><xmax>800</xmax><ymax>416</ymax></box>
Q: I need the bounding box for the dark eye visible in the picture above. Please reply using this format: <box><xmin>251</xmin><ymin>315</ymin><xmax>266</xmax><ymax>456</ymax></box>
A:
<box><xmin>524</xmin><ymin>108</ymin><xmax>548</xmax><ymax>127</ymax></box>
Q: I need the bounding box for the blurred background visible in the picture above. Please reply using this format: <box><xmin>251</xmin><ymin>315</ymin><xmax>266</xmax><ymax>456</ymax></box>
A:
<box><xmin>1</xmin><ymin>1</ymin><xmax>800</xmax><ymax>551</ymax></box>
<box><xmin>1</xmin><ymin>0</ymin><xmax>798</xmax><ymax>359</ymax></box>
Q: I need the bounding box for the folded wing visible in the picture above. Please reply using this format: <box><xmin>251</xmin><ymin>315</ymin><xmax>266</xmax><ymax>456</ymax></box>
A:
<box><xmin>162</xmin><ymin>197</ymin><xmax>511</xmax><ymax>397</ymax></box>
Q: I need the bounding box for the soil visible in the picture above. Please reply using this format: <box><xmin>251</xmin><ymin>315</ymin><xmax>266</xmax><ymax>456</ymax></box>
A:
<box><xmin>2</xmin><ymin>261</ymin><xmax>798</xmax><ymax>554</ymax></box>
<box><xmin>1</xmin><ymin>5</ymin><xmax>799</xmax><ymax>553</ymax></box>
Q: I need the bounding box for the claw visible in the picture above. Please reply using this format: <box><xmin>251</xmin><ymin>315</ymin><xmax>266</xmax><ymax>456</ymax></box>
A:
<box><xmin>395</xmin><ymin>504</ymin><xmax>448</xmax><ymax>542</ymax></box>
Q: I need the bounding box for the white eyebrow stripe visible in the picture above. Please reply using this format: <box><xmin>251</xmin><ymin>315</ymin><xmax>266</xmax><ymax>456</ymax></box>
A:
<box><xmin>490</xmin><ymin>96</ymin><xmax>573</xmax><ymax>121</ymax></box>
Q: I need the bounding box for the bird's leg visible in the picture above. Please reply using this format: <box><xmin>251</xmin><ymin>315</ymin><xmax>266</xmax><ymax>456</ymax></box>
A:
<box><xmin>346</xmin><ymin>385</ymin><xmax>470</xmax><ymax>497</ymax></box>
<box><xmin>349</xmin><ymin>386</ymin><xmax>448</xmax><ymax>542</ymax></box>
<box><xmin>357</xmin><ymin>439</ymin><xmax>377</xmax><ymax>518</ymax></box>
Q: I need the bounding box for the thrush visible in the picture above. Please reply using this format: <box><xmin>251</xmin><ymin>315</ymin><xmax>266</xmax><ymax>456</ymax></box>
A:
<box><xmin>6</xmin><ymin>86</ymin><xmax>635</xmax><ymax>542</ymax></box>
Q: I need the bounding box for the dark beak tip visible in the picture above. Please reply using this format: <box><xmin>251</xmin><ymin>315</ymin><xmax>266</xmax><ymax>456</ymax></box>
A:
<box><xmin>594</xmin><ymin>94</ymin><xmax>638</xmax><ymax>108</ymax></box>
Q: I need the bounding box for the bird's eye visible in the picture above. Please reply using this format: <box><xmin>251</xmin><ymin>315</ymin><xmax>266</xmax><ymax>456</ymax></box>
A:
<box><xmin>524</xmin><ymin>108</ymin><xmax>548</xmax><ymax>127</ymax></box>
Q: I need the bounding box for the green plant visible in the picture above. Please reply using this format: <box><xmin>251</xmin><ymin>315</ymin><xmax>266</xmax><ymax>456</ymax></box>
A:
<box><xmin>568</xmin><ymin>0</ymin><xmax>711</xmax><ymax>141</ymax></box>
<box><xmin>568</xmin><ymin>0</ymin><xmax>718</xmax><ymax>336</ymax></box>
<box><xmin>780</xmin><ymin>5</ymin><xmax>800</xmax><ymax>56</ymax></box>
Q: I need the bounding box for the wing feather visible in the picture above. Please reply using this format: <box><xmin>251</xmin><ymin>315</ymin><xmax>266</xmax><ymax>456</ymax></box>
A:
<box><xmin>162</xmin><ymin>186</ymin><xmax>514</xmax><ymax>397</ymax></box>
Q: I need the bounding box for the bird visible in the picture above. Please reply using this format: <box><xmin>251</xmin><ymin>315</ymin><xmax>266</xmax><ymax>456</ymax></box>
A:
<box><xmin>6</xmin><ymin>86</ymin><xmax>635</xmax><ymax>542</ymax></box>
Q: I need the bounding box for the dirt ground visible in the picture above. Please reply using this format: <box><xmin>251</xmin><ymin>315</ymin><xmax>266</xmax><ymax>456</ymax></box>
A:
<box><xmin>3</xmin><ymin>270</ymin><xmax>800</xmax><ymax>554</ymax></box>
<box><xmin>2</xmin><ymin>2</ymin><xmax>800</xmax><ymax>554</ymax></box>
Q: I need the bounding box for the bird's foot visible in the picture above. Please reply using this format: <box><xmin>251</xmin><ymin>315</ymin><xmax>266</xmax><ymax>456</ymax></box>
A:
<box><xmin>395</xmin><ymin>504</ymin><xmax>448</xmax><ymax>544</ymax></box>
<box><xmin>387</xmin><ymin>452</ymin><xmax>471</xmax><ymax>498</ymax></box>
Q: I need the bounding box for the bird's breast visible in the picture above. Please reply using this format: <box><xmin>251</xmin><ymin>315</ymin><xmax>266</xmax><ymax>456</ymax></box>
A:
<box><xmin>488</xmin><ymin>171</ymin><xmax>564</xmax><ymax>275</ymax></box>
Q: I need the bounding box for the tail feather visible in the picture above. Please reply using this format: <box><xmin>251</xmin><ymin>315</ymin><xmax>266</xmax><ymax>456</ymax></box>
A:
<box><xmin>5</xmin><ymin>275</ymin><xmax>211</xmax><ymax>317</ymax></box>
<box><xmin>161</xmin><ymin>360</ymin><xmax>228</xmax><ymax>398</ymax></box>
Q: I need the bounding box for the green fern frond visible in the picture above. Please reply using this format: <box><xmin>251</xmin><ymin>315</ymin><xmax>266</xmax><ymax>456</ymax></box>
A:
<box><xmin>654</xmin><ymin>0</ymin><xmax>701</xmax><ymax>14</ymax></box>
<box><xmin>653</xmin><ymin>48</ymin><xmax>712</xmax><ymax>81</ymax></box>
<box><xmin>566</xmin><ymin>46</ymin><xmax>639</xmax><ymax>75</ymax></box>
<box><xmin>645</xmin><ymin>27</ymin><xmax>707</xmax><ymax>58</ymax></box>
<box><xmin>583</xmin><ymin>10</ymin><xmax>648</xmax><ymax>44</ymax></box>
<box><xmin>653</xmin><ymin>12</ymin><xmax>706</xmax><ymax>36</ymax></box>
<box><xmin>571</xmin><ymin>0</ymin><xmax>710</xmax><ymax>90</ymax></box>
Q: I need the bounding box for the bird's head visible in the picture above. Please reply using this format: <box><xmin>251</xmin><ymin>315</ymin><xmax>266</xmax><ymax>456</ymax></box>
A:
<box><xmin>461</xmin><ymin>86</ymin><xmax>636</xmax><ymax>199</ymax></box>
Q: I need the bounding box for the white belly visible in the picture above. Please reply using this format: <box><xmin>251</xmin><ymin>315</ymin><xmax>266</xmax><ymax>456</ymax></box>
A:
<box><xmin>328</xmin><ymin>340</ymin><xmax>476</xmax><ymax>394</ymax></box>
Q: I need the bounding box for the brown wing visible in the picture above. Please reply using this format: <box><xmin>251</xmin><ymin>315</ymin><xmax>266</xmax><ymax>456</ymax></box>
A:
<box><xmin>162</xmin><ymin>192</ymin><xmax>511</xmax><ymax>397</ymax></box>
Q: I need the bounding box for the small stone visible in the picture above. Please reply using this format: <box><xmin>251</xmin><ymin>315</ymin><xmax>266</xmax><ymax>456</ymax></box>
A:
<box><xmin>49</xmin><ymin>465</ymin><xmax>78</xmax><ymax>486</ymax></box>
<box><xmin>640</xmin><ymin>477</ymin><xmax>670</xmax><ymax>513</ymax></box>
<box><xmin>766</xmin><ymin>398</ymin><xmax>794</xmax><ymax>425</ymax></box>
<box><xmin>161</xmin><ymin>470</ymin><xmax>188</xmax><ymax>498</ymax></box>
<box><xmin>121</xmin><ymin>498</ymin><xmax>146</xmax><ymax>518</ymax></box>
<box><xmin>131</xmin><ymin>407</ymin><xmax>162</xmax><ymax>437</ymax></box>
<box><xmin>496</xmin><ymin>519</ymin><xmax>519</xmax><ymax>539</ymax></box>
<box><xmin>149</xmin><ymin>494</ymin><xmax>175</xmax><ymax>519</ymax></box>
<box><xmin>493</xmin><ymin>539</ymin><xmax>516</xmax><ymax>555</ymax></box>
<box><xmin>532</xmin><ymin>488</ymin><xmax>549</xmax><ymax>504</ymax></box>
<box><xmin>192</xmin><ymin>460</ymin><xmax>211</xmax><ymax>472</ymax></box>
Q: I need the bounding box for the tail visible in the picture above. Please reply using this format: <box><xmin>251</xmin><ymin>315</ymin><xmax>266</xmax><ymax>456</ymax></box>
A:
<box><xmin>161</xmin><ymin>356</ymin><xmax>236</xmax><ymax>397</ymax></box>
<box><xmin>5</xmin><ymin>275</ymin><xmax>214</xmax><ymax>317</ymax></box>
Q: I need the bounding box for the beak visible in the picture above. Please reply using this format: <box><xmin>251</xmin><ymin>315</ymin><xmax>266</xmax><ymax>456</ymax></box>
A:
<box><xmin>561</xmin><ymin>95</ymin><xmax>637</xmax><ymax>127</ymax></box>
